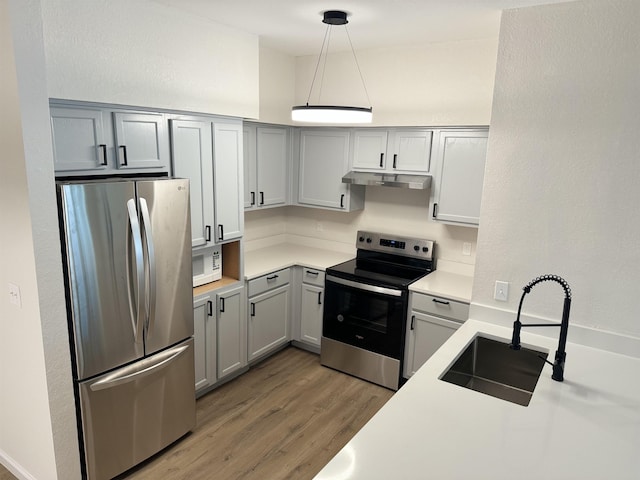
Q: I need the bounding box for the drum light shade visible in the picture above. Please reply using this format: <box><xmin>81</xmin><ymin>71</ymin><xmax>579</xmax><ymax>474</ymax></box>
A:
<box><xmin>292</xmin><ymin>11</ymin><xmax>372</xmax><ymax>124</ymax></box>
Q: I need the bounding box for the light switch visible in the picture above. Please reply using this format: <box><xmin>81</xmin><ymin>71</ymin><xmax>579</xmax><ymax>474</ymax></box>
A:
<box><xmin>494</xmin><ymin>281</ymin><xmax>509</xmax><ymax>302</ymax></box>
<box><xmin>8</xmin><ymin>283</ymin><xmax>22</xmax><ymax>308</ymax></box>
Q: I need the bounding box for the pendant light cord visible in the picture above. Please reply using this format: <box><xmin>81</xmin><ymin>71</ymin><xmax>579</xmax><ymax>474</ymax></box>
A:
<box><xmin>303</xmin><ymin>12</ymin><xmax>372</xmax><ymax>110</ymax></box>
<box><xmin>345</xmin><ymin>25</ymin><xmax>372</xmax><ymax>108</ymax></box>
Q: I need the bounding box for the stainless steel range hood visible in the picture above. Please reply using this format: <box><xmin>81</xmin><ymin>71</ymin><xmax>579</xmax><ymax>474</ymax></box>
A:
<box><xmin>342</xmin><ymin>171</ymin><xmax>431</xmax><ymax>190</ymax></box>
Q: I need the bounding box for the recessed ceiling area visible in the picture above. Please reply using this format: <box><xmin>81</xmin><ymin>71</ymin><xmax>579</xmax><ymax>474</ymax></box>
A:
<box><xmin>150</xmin><ymin>0</ymin><xmax>574</xmax><ymax>56</ymax></box>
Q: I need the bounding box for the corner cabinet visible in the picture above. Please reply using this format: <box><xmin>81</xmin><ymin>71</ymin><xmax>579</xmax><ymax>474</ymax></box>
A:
<box><xmin>351</xmin><ymin>128</ymin><xmax>433</xmax><ymax>173</ymax></box>
<box><xmin>50</xmin><ymin>103</ymin><xmax>170</xmax><ymax>176</ymax></box>
<box><xmin>431</xmin><ymin>129</ymin><xmax>489</xmax><ymax>227</ymax></box>
<box><xmin>404</xmin><ymin>292</ymin><xmax>469</xmax><ymax>378</ymax></box>
<box><xmin>170</xmin><ymin>117</ymin><xmax>243</xmax><ymax>247</ymax></box>
<box><xmin>298</xmin><ymin>129</ymin><xmax>364</xmax><ymax>211</ymax></box>
<box><xmin>243</xmin><ymin>124</ymin><xmax>289</xmax><ymax>210</ymax></box>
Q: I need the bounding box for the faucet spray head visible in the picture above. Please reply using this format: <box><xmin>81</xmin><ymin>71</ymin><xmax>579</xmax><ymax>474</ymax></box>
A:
<box><xmin>510</xmin><ymin>320</ymin><xmax>522</xmax><ymax>350</ymax></box>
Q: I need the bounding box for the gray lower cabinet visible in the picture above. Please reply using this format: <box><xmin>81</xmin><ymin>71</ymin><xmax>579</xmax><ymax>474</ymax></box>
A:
<box><xmin>217</xmin><ymin>285</ymin><xmax>246</xmax><ymax>379</ymax></box>
<box><xmin>193</xmin><ymin>284</ymin><xmax>246</xmax><ymax>396</ymax></box>
<box><xmin>298</xmin><ymin>268</ymin><xmax>325</xmax><ymax>347</ymax></box>
<box><xmin>193</xmin><ymin>293</ymin><xmax>216</xmax><ymax>393</ymax></box>
<box><xmin>404</xmin><ymin>292</ymin><xmax>469</xmax><ymax>378</ymax></box>
<box><xmin>247</xmin><ymin>269</ymin><xmax>291</xmax><ymax>362</ymax></box>
<box><xmin>50</xmin><ymin>102</ymin><xmax>170</xmax><ymax>176</ymax></box>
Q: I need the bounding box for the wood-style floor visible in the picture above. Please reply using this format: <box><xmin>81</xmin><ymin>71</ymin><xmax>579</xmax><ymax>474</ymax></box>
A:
<box><xmin>123</xmin><ymin>347</ymin><xmax>393</xmax><ymax>479</ymax></box>
<box><xmin>2</xmin><ymin>347</ymin><xmax>392</xmax><ymax>480</ymax></box>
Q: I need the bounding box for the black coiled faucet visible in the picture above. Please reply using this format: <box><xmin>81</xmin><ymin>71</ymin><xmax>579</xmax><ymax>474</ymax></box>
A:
<box><xmin>510</xmin><ymin>274</ymin><xmax>572</xmax><ymax>382</ymax></box>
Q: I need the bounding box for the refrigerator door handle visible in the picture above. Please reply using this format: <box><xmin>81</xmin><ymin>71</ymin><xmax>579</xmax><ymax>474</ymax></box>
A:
<box><xmin>126</xmin><ymin>199</ymin><xmax>145</xmax><ymax>344</ymax></box>
<box><xmin>89</xmin><ymin>343</ymin><xmax>190</xmax><ymax>391</ymax></box>
<box><xmin>139</xmin><ymin>197</ymin><xmax>157</xmax><ymax>334</ymax></box>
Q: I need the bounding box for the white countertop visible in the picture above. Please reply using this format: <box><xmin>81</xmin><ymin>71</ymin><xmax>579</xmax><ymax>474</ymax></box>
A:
<box><xmin>243</xmin><ymin>243</ymin><xmax>354</xmax><ymax>279</ymax></box>
<box><xmin>410</xmin><ymin>270</ymin><xmax>473</xmax><ymax>303</ymax></box>
<box><xmin>315</xmin><ymin>319</ymin><xmax>640</xmax><ymax>480</ymax></box>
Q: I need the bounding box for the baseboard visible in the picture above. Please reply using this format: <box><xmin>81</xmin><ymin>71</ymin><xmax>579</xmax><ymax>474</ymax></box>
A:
<box><xmin>0</xmin><ymin>450</ymin><xmax>36</xmax><ymax>480</ymax></box>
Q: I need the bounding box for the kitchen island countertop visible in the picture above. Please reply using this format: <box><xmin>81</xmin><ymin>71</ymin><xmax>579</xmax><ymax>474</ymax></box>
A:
<box><xmin>314</xmin><ymin>319</ymin><xmax>640</xmax><ymax>480</ymax></box>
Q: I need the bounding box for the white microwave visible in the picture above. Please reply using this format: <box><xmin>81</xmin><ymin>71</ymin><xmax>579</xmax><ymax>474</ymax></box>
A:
<box><xmin>192</xmin><ymin>246</ymin><xmax>222</xmax><ymax>287</ymax></box>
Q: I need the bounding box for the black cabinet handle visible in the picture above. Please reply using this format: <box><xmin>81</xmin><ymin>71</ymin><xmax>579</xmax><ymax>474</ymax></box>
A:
<box><xmin>220</xmin><ymin>297</ymin><xmax>225</xmax><ymax>313</ymax></box>
<box><xmin>410</xmin><ymin>315</ymin><xmax>415</xmax><ymax>330</ymax></box>
<box><xmin>250</xmin><ymin>302</ymin><xmax>255</xmax><ymax>317</ymax></box>
<box><xmin>340</xmin><ymin>194</ymin><xmax>345</xmax><ymax>209</ymax></box>
<box><xmin>305</xmin><ymin>270</ymin><xmax>319</xmax><ymax>276</ymax></box>
<box><xmin>99</xmin><ymin>144</ymin><xmax>107</xmax><ymax>166</ymax></box>
<box><xmin>379</xmin><ymin>153</ymin><xmax>384</xmax><ymax>167</ymax></box>
<box><xmin>393</xmin><ymin>154</ymin><xmax>397</xmax><ymax>169</ymax></box>
<box><xmin>432</xmin><ymin>298</ymin><xmax>450</xmax><ymax>305</ymax></box>
<box><xmin>260</xmin><ymin>191</ymin><xmax>264</xmax><ymax>205</ymax></box>
<box><xmin>207</xmin><ymin>300</ymin><xmax>213</xmax><ymax>317</ymax></box>
<box><xmin>318</xmin><ymin>291</ymin><xmax>322</xmax><ymax>305</ymax></box>
<box><xmin>250</xmin><ymin>191</ymin><xmax>255</xmax><ymax>206</ymax></box>
<box><xmin>119</xmin><ymin>145</ymin><xmax>128</xmax><ymax>166</ymax></box>
<box><xmin>266</xmin><ymin>275</ymin><xmax>279</xmax><ymax>281</ymax></box>
<box><xmin>205</xmin><ymin>225</ymin><xmax>211</xmax><ymax>242</ymax></box>
<box><xmin>432</xmin><ymin>203</ymin><xmax>438</xmax><ymax>218</ymax></box>
<box><xmin>218</xmin><ymin>224</ymin><xmax>224</xmax><ymax>241</ymax></box>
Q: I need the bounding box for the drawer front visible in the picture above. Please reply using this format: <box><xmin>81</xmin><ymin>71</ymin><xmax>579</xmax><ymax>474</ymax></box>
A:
<box><xmin>248</xmin><ymin>268</ymin><xmax>290</xmax><ymax>297</ymax></box>
<box><xmin>301</xmin><ymin>268</ymin><xmax>325</xmax><ymax>287</ymax></box>
<box><xmin>411</xmin><ymin>293</ymin><xmax>469</xmax><ymax>322</ymax></box>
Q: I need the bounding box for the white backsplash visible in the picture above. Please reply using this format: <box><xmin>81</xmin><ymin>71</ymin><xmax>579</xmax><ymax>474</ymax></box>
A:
<box><xmin>244</xmin><ymin>186</ymin><xmax>478</xmax><ymax>267</ymax></box>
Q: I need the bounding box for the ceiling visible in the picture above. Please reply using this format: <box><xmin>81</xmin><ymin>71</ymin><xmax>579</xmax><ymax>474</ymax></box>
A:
<box><xmin>151</xmin><ymin>0</ymin><xmax>573</xmax><ymax>56</ymax></box>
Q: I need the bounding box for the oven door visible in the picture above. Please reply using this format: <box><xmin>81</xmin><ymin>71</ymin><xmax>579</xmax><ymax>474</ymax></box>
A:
<box><xmin>323</xmin><ymin>274</ymin><xmax>407</xmax><ymax>359</ymax></box>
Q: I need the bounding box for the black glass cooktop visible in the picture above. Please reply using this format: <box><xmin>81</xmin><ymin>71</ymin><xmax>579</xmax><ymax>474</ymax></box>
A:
<box><xmin>326</xmin><ymin>251</ymin><xmax>433</xmax><ymax>289</ymax></box>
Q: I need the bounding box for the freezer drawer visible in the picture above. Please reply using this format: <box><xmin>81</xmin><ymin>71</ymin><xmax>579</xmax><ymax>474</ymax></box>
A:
<box><xmin>78</xmin><ymin>338</ymin><xmax>196</xmax><ymax>480</ymax></box>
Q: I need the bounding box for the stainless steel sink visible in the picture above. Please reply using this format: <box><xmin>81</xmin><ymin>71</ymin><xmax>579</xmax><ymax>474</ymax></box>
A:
<box><xmin>440</xmin><ymin>336</ymin><xmax>548</xmax><ymax>406</ymax></box>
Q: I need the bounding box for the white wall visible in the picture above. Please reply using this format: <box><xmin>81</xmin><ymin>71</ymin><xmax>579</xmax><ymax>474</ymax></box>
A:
<box><xmin>471</xmin><ymin>0</ymin><xmax>640</xmax><ymax>354</ymax></box>
<box><xmin>259</xmin><ymin>45</ymin><xmax>296</xmax><ymax>124</ymax></box>
<box><xmin>41</xmin><ymin>0</ymin><xmax>259</xmax><ymax>118</ymax></box>
<box><xmin>1</xmin><ymin>1</ymin><xmax>81</xmax><ymax>479</ymax></box>
<box><xmin>294</xmin><ymin>38</ymin><xmax>498</xmax><ymax>126</ymax></box>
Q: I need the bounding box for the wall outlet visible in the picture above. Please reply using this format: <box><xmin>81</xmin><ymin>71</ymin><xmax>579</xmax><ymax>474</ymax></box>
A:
<box><xmin>462</xmin><ymin>242</ymin><xmax>472</xmax><ymax>256</ymax></box>
<box><xmin>494</xmin><ymin>281</ymin><xmax>509</xmax><ymax>302</ymax></box>
<box><xmin>8</xmin><ymin>282</ymin><xmax>22</xmax><ymax>308</ymax></box>
<box><xmin>316</xmin><ymin>222</ymin><xmax>323</xmax><ymax>232</ymax></box>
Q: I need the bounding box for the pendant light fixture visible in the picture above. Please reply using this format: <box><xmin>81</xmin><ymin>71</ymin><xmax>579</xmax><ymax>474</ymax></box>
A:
<box><xmin>292</xmin><ymin>10</ymin><xmax>373</xmax><ymax>124</ymax></box>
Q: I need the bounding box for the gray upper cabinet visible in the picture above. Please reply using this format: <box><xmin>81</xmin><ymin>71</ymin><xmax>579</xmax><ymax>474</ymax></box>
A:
<box><xmin>243</xmin><ymin>123</ymin><xmax>289</xmax><ymax>210</ymax></box>
<box><xmin>298</xmin><ymin>129</ymin><xmax>364</xmax><ymax>211</ymax></box>
<box><xmin>170</xmin><ymin>117</ymin><xmax>243</xmax><ymax>247</ymax></box>
<box><xmin>431</xmin><ymin>129</ymin><xmax>489</xmax><ymax>227</ymax></box>
<box><xmin>170</xmin><ymin>120</ymin><xmax>215</xmax><ymax>248</ymax></box>
<box><xmin>112</xmin><ymin>112</ymin><xmax>169</xmax><ymax>170</ymax></box>
<box><xmin>50</xmin><ymin>102</ymin><xmax>170</xmax><ymax>176</ymax></box>
<box><xmin>351</xmin><ymin>128</ymin><xmax>433</xmax><ymax>173</ymax></box>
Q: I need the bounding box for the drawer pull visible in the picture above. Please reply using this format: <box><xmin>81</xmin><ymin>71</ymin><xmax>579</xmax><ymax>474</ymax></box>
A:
<box><xmin>432</xmin><ymin>298</ymin><xmax>450</xmax><ymax>306</ymax></box>
<box><xmin>266</xmin><ymin>275</ymin><xmax>279</xmax><ymax>281</ymax></box>
<box><xmin>305</xmin><ymin>270</ymin><xmax>319</xmax><ymax>276</ymax></box>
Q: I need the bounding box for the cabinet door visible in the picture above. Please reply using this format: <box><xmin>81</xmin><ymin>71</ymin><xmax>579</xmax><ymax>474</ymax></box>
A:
<box><xmin>404</xmin><ymin>311</ymin><xmax>461</xmax><ymax>378</ymax></box>
<box><xmin>113</xmin><ymin>112</ymin><xmax>169</xmax><ymax>170</ymax></box>
<box><xmin>256</xmin><ymin>127</ymin><xmax>288</xmax><ymax>207</ymax></box>
<box><xmin>432</xmin><ymin>130</ymin><xmax>488</xmax><ymax>226</ymax></box>
<box><xmin>193</xmin><ymin>296</ymin><xmax>216</xmax><ymax>393</ymax></box>
<box><xmin>300</xmin><ymin>283</ymin><xmax>323</xmax><ymax>347</ymax></box>
<box><xmin>248</xmin><ymin>284</ymin><xmax>290</xmax><ymax>361</ymax></box>
<box><xmin>170</xmin><ymin>120</ymin><xmax>215</xmax><ymax>248</ymax></box>
<box><xmin>50</xmin><ymin>106</ymin><xmax>109</xmax><ymax>172</ymax></box>
<box><xmin>390</xmin><ymin>130</ymin><xmax>433</xmax><ymax>172</ymax></box>
<box><xmin>243</xmin><ymin>125</ymin><xmax>257</xmax><ymax>209</ymax></box>
<box><xmin>351</xmin><ymin>129</ymin><xmax>388</xmax><ymax>170</ymax></box>
<box><xmin>217</xmin><ymin>286</ymin><xmax>246</xmax><ymax>379</ymax></box>
<box><xmin>298</xmin><ymin>130</ymin><xmax>353</xmax><ymax>210</ymax></box>
<box><xmin>213</xmin><ymin>122</ymin><xmax>243</xmax><ymax>242</ymax></box>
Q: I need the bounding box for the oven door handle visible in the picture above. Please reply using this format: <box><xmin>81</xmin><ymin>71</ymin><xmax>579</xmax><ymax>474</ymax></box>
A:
<box><xmin>326</xmin><ymin>274</ymin><xmax>403</xmax><ymax>297</ymax></box>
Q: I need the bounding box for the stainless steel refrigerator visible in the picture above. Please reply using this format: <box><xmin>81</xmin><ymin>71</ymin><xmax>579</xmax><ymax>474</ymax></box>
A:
<box><xmin>57</xmin><ymin>178</ymin><xmax>196</xmax><ymax>480</ymax></box>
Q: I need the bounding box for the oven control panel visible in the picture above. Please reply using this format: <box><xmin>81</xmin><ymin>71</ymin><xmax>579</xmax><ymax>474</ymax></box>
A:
<box><xmin>356</xmin><ymin>230</ymin><xmax>434</xmax><ymax>260</ymax></box>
